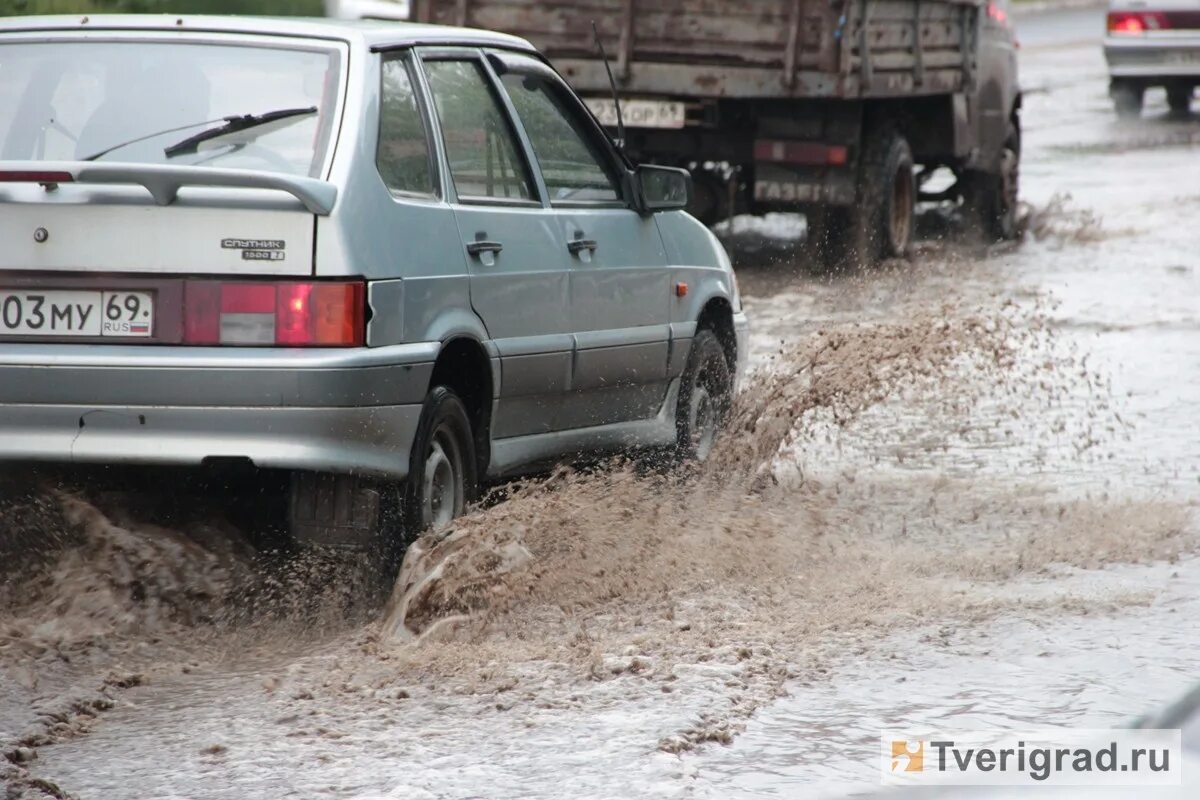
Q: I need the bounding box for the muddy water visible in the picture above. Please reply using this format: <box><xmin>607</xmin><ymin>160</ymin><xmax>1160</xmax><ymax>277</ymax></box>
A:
<box><xmin>5</xmin><ymin>8</ymin><xmax>1200</xmax><ymax>799</ymax></box>
<box><xmin>690</xmin><ymin>9</ymin><xmax>1200</xmax><ymax>796</ymax></box>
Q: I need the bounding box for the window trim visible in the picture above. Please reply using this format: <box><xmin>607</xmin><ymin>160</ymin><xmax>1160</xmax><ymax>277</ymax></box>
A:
<box><xmin>376</xmin><ymin>48</ymin><xmax>441</xmax><ymax>201</ymax></box>
<box><xmin>486</xmin><ymin>49</ymin><xmax>634</xmax><ymax>211</ymax></box>
<box><xmin>414</xmin><ymin>47</ymin><xmax>545</xmax><ymax>209</ymax></box>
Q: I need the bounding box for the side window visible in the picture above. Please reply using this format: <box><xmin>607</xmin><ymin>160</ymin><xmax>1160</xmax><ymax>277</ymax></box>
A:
<box><xmin>498</xmin><ymin>69</ymin><xmax>621</xmax><ymax>204</ymax></box>
<box><xmin>423</xmin><ymin>59</ymin><xmax>534</xmax><ymax>202</ymax></box>
<box><xmin>377</xmin><ymin>55</ymin><xmax>436</xmax><ymax>196</ymax></box>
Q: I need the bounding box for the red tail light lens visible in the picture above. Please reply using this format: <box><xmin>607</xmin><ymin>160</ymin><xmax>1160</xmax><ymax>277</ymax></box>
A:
<box><xmin>183</xmin><ymin>282</ymin><xmax>221</xmax><ymax>344</ymax></box>
<box><xmin>275</xmin><ymin>283</ymin><xmax>314</xmax><ymax>345</ymax></box>
<box><xmin>1108</xmin><ymin>11</ymin><xmax>1170</xmax><ymax>35</ymax></box>
<box><xmin>0</xmin><ymin>170</ymin><xmax>75</xmax><ymax>184</ymax></box>
<box><xmin>183</xmin><ymin>280</ymin><xmax>365</xmax><ymax>347</ymax></box>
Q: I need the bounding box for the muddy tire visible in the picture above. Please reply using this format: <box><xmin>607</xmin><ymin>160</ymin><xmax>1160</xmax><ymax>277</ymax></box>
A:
<box><xmin>675</xmin><ymin>329</ymin><xmax>733</xmax><ymax>462</ymax></box>
<box><xmin>962</xmin><ymin>120</ymin><xmax>1021</xmax><ymax>242</ymax></box>
<box><xmin>1167</xmin><ymin>84</ymin><xmax>1193</xmax><ymax>115</ymax></box>
<box><xmin>1112</xmin><ymin>81</ymin><xmax>1143</xmax><ymax>119</ymax></box>
<box><xmin>402</xmin><ymin>386</ymin><xmax>477</xmax><ymax>535</ymax></box>
<box><xmin>824</xmin><ymin>128</ymin><xmax>915</xmax><ymax>268</ymax></box>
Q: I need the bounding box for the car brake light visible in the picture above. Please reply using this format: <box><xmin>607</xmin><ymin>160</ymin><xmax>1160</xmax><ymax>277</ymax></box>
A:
<box><xmin>183</xmin><ymin>280</ymin><xmax>365</xmax><ymax>347</ymax></box>
<box><xmin>1108</xmin><ymin>11</ymin><xmax>1170</xmax><ymax>35</ymax></box>
<box><xmin>986</xmin><ymin>2</ymin><xmax>1008</xmax><ymax>25</ymax></box>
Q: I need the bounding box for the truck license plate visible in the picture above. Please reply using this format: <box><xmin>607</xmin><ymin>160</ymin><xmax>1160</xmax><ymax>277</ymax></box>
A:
<box><xmin>586</xmin><ymin>98</ymin><xmax>686</xmax><ymax>129</ymax></box>
<box><xmin>0</xmin><ymin>290</ymin><xmax>154</xmax><ymax>337</ymax></box>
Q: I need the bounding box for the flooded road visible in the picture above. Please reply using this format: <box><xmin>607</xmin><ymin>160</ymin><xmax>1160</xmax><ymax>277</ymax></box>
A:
<box><xmin>4</xmin><ymin>6</ymin><xmax>1200</xmax><ymax>798</ymax></box>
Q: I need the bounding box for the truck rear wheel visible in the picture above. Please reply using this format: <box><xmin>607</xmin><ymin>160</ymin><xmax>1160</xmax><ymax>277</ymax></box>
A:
<box><xmin>824</xmin><ymin>128</ymin><xmax>914</xmax><ymax>267</ymax></box>
<box><xmin>962</xmin><ymin>120</ymin><xmax>1021</xmax><ymax>242</ymax></box>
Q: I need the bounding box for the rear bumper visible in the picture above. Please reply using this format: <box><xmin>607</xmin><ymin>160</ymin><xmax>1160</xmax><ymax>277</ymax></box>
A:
<box><xmin>0</xmin><ymin>342</ymin><xmax>438</xmax><ymax>479</ymax></box>
<box><xmin>1105</xmin><ymin>36</ymin><xmax>1200</xmax><ymax>79</ymax></box>
<box><xmin>0</xmin><ymin>403</ymin><xmax>422</xmax><ymax>478</ymax></box>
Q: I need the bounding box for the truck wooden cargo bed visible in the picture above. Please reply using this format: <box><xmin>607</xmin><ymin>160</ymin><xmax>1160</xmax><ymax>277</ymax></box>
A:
<box><xmin>413</xmin><ymin>0</ymin><xmax>980</xmax><ymax>99</ymax></box>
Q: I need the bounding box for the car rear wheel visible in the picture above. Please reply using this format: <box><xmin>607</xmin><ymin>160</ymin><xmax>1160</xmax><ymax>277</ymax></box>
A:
<box><xmin>675</xmin><ymin>329</ymin><xmax>733</xmax><ymax>462</ymax></box>
<box><xmin>403</xmin><ymin>386</ymin><xmax>476</xmax><ymax>535</ymax></box>
<box><xmin>1167</xmin><ymin>84</ymin><xmax>1193</xmax><ymax>115</ymax></box>
<box><xmin>1112</xmin><ymin>81</ymin><xmax>1144</xmax><ymax>119</ymax></box>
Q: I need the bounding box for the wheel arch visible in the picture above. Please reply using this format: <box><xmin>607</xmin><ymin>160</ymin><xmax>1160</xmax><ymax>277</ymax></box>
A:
<box><xmin>696</xmin><ymin>296</ymin><xmax>737</xmax><ymax>371</ymax></box>
<box><xmin>428</xmin><ymin>336</ymin><xmax>494</xmax><ymax>477</ymax></box>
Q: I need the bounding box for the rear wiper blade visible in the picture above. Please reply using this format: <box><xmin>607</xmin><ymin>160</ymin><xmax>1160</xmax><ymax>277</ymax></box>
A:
<box><xmin>81</xmin><ymin>117</ymin><xmax>226</xmax><ymax>162</ymax></box>
<box><xmin>163</xmin><ymin>106</ymin><xmax>317</xmax><ymax>158</ymax></box>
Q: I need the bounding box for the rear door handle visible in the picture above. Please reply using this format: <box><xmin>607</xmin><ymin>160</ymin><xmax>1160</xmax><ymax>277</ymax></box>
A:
<box><xmin>466</xmin><ymin>239</ymin><xmax>503</xmax><ymax>257</ymax></box>
<box><xmin>567</xmin><ymin>238</ymin><xmax>598</xmax><ymax>256</ymax></box>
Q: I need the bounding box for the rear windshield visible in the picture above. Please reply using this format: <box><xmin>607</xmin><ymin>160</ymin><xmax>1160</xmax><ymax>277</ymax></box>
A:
<box><xmin>0</xmin><ymin>39</ymin><xmax>341</xmax><ymax>178</ymax></box>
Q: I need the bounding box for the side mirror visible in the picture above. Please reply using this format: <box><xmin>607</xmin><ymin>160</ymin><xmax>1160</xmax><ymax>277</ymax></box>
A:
<box><xmin>636</xmin><ymin>164</ymin><xmax>691</xmax><ymax>213</ymax></box>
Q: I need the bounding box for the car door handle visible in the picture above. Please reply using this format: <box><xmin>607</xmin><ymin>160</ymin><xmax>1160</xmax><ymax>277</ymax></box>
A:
<box><xmin>466</xmin><ymin>239</ymin><xmax>503</xmax><ymax>257</ymax></box>
<box><xmin>567</xmin><ymin>238</ymin><xmax>598</xmax><ymax>256</ymax></box>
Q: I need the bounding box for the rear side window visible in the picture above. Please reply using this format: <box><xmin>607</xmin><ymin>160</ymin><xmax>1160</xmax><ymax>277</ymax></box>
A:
<box><xmin>423</xmin><ymin>59</ymin><xmax>534</xmax><ymax>202</ymax></box>
<box><xmin>377</xmin><ymin>55</ymin><xmax>435</xmax><ymax>196</ymax></box>
<box><xmin>499</xmin><ymin>69</ymin><xmax>621</xmax><ymax>204</ymax></box>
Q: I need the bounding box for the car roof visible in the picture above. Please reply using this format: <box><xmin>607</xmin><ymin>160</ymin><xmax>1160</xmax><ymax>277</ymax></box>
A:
<box><xmin>0</xmin><ymin>14</ymin><xmax>536</xmax><ymax>52</ymax></box>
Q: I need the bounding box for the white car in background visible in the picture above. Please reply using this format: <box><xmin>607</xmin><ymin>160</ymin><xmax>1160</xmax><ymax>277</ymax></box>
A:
<box><xmin>1105</xmin><ymin>0</ymin><xmax>1200</xmax><ymax>116</ymax></box>
<box><xmin>325</xmin><ymin>0</ymin><xmax>410</xmax><ymax>22</ymax></box>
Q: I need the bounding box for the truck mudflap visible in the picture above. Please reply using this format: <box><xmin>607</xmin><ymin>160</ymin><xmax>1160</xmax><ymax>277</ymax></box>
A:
<box><xmin>753</xmin><ymin>138</ymin><xmax>857</xmax><ymax>206</ymax></box>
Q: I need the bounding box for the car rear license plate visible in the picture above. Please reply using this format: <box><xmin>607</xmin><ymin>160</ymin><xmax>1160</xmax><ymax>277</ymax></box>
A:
<box><xmin>585</xmin><ymin>98</ymin><xmax>686</xmax><ymax>129</ymax></box>
<box><xmin>0</xmin><ymin>290</ymin><xmax>154</xmax><ymax>337</ymax></box>
<box><xmin>1166</xmin><ymin>51</ymin><xmax>1200</xmax><ymax>66</ymax></box>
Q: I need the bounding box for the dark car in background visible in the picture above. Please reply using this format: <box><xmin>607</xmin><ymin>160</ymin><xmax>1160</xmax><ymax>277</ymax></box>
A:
<box><xmin>1106</xmin><ymin>0</ymin><xmax>1200</xmax><ymax>116</ymax></box>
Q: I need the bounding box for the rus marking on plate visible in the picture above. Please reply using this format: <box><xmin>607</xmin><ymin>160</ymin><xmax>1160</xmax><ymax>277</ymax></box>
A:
<box><xmin>221</xmin><ymin>238</ymin><xmax>285</xmax><ymax>250</ymax></box>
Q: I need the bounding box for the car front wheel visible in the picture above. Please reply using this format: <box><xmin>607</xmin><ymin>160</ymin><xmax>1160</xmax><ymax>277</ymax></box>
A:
<box><xmin>403</xmin><ymin>386</ymin><xmax>476</xmax><ymax>534</ymax></box>
<box><xmin>675</xmin><ymin>329</ymin><xmax>733</xmax><ymax>462</ymax></box>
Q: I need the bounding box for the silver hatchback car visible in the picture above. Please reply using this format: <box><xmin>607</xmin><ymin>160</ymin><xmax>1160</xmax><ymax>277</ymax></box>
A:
<box><xmin>0</xmin><ymin>15</ymin><xmax>748</xmax><ymax>547</ymax></box>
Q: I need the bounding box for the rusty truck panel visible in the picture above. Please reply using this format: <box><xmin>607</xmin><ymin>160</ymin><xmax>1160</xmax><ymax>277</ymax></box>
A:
<box><xmin>413</xmin><ymin>0</ymin><xmax>979</xmax><ymax>99</ymax></box>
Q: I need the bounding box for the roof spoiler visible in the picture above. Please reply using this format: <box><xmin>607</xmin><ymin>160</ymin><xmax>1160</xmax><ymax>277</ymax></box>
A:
<box><xmin>0</xmin><ymin>161</ymin><xmax>338</xmax><ymax>215</ymax></box>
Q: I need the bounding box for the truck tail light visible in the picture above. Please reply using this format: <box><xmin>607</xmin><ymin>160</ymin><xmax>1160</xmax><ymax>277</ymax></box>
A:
<box><xmin>1107</xmin><ymin>11</ymin><xmax>1170</xmax><ymax>35</ymax></box>
<box><xmin>754</xmin><ymin>140</ymin><xmax>848</xmax><ymax>167</ymax></box>
<box><xmin>183</xmin><ymin>280</ymin><xmax>365</xmax><ymax>346</ymax></box>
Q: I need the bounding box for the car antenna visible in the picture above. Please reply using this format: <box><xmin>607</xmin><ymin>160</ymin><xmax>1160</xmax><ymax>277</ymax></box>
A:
<box><xmin>591</xmin><ymin>21</ymin><xmax>626</xmax><ymax>153</ymax></box>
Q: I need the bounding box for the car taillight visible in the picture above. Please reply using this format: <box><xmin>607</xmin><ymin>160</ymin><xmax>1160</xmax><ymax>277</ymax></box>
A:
<box><xmin>1108</xmin><ymin>11</ymin><xmax>1170</xmax><ymax>35</ymax></box>
<box><xmin>986</xmin><ymin>2</ymin><xmax>1008</xmax><ymax>25</ymax></box>
<box><xmin>182</xmin><ymin>280</ymin><xmax>365</xmax><ymax>347</ymax></box>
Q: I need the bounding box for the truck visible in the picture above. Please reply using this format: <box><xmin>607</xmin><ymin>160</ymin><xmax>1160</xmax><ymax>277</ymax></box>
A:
<box><xmin>411</xmin><ymin>0</ymin><xmax>1021</xmax><ymax>265</ymax></box>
